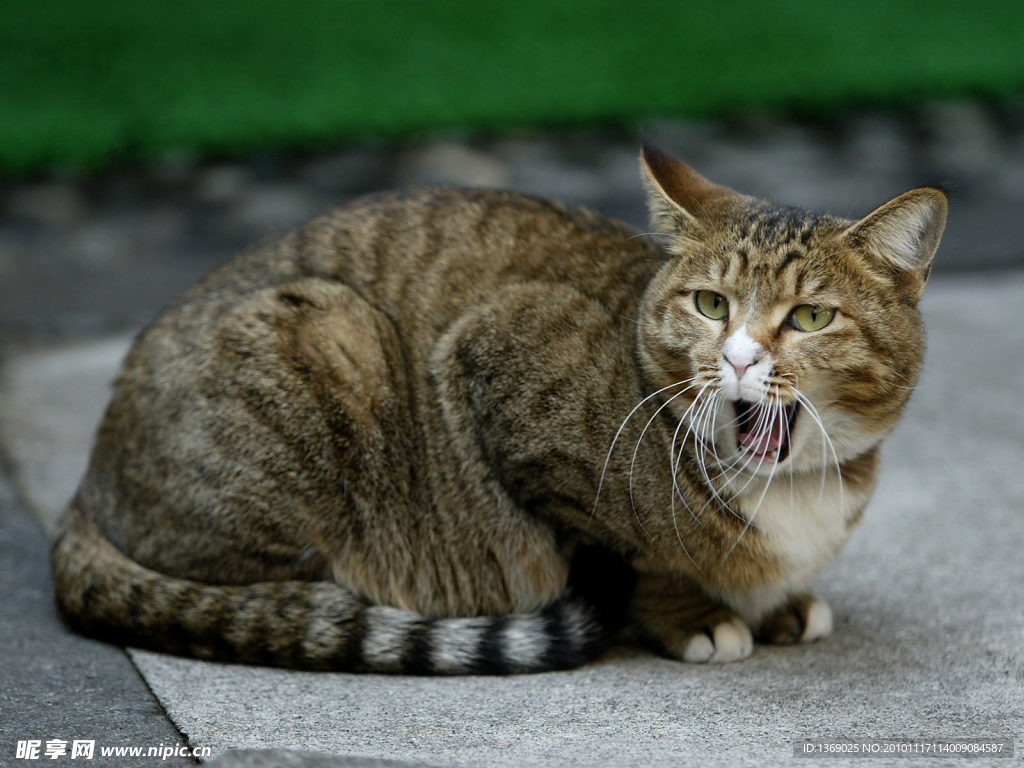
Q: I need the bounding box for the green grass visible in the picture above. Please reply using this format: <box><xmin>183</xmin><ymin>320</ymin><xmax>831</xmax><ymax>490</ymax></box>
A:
<box><xmin>3</xmin><ymin>1</ymin><xmax>1024</xmax><ymax>175</ymax></box>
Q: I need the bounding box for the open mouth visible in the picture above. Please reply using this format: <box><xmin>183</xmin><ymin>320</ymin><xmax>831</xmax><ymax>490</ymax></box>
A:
<box><xmin>734</xmin><ymin>399</ymin><xmax>800</xmax><ymax>464</ymax></box>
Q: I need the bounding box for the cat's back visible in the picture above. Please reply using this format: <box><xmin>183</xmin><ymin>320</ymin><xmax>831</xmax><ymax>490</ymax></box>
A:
<box><xmin>111</xmin><ymin>186</ymin><xmax>661</xmax><ymax>435</ymax></box>
<box><xmin>120</xmin><ymin>186</ymin><xmax>660</xmax><ymax>410</ymax></box>
<box><xmin>156</xmin><ymin>187</ymin><xmax>654</xmax><ymax>328</ymax></box>
<box><xmin>81</xmin><ymin>188</ymin><xmax>660</xmax><ymax>578</ymax></box>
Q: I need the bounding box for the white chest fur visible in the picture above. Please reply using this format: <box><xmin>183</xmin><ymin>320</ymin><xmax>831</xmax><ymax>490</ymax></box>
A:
<box><xmin>714</xmin><ymin>467</ymin><xmax>867</xmax><ymax>625</ymax></box>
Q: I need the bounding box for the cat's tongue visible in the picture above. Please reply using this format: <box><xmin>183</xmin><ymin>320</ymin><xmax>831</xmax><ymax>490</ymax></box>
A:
<box><xmin>738</xmin><ymin>404</ymin><xmax>786</xmax><ymax>456</ymax></box>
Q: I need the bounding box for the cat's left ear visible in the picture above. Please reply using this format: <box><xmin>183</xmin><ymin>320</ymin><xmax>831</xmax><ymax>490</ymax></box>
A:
<box><xmin>842</xmin><ymin>188</ymin><xmax>949</xmax><ymax>299</ymax></box>
<box><xmin>639</xmin><ymin>140</ymin><xmax>740</xmax><ymax>237</ymax></box>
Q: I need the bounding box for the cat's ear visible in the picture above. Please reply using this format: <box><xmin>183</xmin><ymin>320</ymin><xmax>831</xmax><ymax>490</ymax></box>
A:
<box><xmin>639</xmin><ymin>141</ymin><xmax>738</xmax><ymax>235</ymax></box>
<box><xmin>842</xmin><ymin>188</ymin><xmax>948</xmax><ymax>298</ymax></box>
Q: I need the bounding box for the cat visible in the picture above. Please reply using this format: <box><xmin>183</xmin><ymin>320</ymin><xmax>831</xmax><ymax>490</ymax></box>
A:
<box><xmin>51</xmin><ymin>141</ymin><xmax>947</xmax><ymax>674</ymax></box>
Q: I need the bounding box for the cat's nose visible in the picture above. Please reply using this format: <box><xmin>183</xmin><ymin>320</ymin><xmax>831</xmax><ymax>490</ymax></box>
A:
<box><xmin>725</xmin><ymin>351</ymin><xmax>761</xmax><ymax>379</ymax></box>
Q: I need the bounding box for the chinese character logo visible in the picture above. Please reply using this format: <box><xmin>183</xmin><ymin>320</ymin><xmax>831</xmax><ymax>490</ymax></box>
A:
<box><xmin>71</xmin><ymin>741</ymin><xmax>95</xmax><ymax>760</ymax></box>
<box><xmin>16</xmin><ymin>741</ymin><xmax>41</xmax><ymax>760</ymax></box>
<box><xmin>44</xmin><ymin>740</ymin><xmax>68</xmax><ymax>760</ymax></box>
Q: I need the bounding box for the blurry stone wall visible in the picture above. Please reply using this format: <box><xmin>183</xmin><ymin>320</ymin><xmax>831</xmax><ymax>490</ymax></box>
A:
<box><xmin>2</xmin><ymin>102</ymin><xmax>1022</xmax><ymax>344</ymax></box>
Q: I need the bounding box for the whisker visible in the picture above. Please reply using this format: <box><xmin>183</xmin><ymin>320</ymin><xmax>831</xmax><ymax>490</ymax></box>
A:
<box><xmin>669</xmin><ymin>486</ymin><xmax>704</xmax><ymax>575</ymax></box>
<box><xmin>685</xmin><ymin>391</ymin><xmax>715</xmax><ymax>494</ymax></box>
<box><xmin>627</xmin><ymin>383</ymin><xmax>703</xmax><ymax>537</ymax></box>
<box><xmin>786</xmin><ymin>395</ymin><xmax>795</xmax><ymax>521</ymax></box>
<box><xmin>720</xmin><ymin>389</ymin><xmax>774</xmax><ymax>497</ymax></box>
<box><xmin>694</xmin><ymin>388</ymin><xmax>777</xmax><ymax>522</ymax></box>
<box><xmin>669</xmin><ymin>379</ymin><xmax>718</xmax><ymax>522</ymax></box>
<box><xmin>591</xmin><ymin>378</ymin><xmax>695</xmax><ymax>524</ymax></box>
<box><xmin>627</xmin><ymin>230</ymin><xmax>673</xmax><ymax>241</ymax></box>
<box><xmin>663</xmin><ymin>382</ymin><xmax>715</xmax><ymax>574</ymax></box>
<box><xmin>691</xmin><ymin>391</ymin><xmax>738</xmax><ymax>518</ymax></box>
<box><xmin>793</xmin><ymin>391</ymin><xmax>844</xmax><ymax>514</ymax></box>
<box><xmin>724</xmin><ymin>399</ymin><xmax>783</xmax><ymax>561</ymax></box>
<box><xmin>701</xmin><ymin>391</ymin><xmax>749</xmax><ymax>522</ymax></box>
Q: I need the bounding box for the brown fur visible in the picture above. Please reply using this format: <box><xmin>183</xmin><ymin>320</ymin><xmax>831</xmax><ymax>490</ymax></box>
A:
<box><xmin>51</xmin><ymin>145</ymin><xmax>947</xmax><ymax>673</ymax></box>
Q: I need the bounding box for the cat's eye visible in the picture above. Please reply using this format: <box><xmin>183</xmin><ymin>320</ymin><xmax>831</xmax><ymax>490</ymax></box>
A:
<box><xmin>694</xmin><ymin>291</ymin><xmax>729</xmax><ymax>320</ymax></box>
<box><xmin>792</xmin><ymin>304</ymin><xmax>835</xmax><ymax>332</ymax></box>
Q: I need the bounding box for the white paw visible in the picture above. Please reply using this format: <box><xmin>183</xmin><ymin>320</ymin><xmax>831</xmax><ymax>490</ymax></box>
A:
<box><xmin>800</xmin><ymin>596</ymin><xmax>833</xmax><ymax>642</ymax></box>
<box><xmin>682</xmin><ymin>616</ymin><xmax>754</xmax><ymax>663</ymax></box>
<box><xmin>682</xmin><ymin>633</ymin><xmax>714</xmax><ymax>662</ymax></box>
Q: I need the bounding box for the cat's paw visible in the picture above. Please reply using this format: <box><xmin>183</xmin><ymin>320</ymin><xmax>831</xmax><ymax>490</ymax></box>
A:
<box><xmin>756</xmin><ymin>593</ymin><xmax>833</xmax><ymax>645</ymax></box>
<box><xmin>631</xmin><ymin>573</ymin><xmax>754</xmax><ymax>663</ymax></box>
<box><xmin>663</xmin><ymin>614</ymin><xmax>754</xmax><ymax>663</ymax></box>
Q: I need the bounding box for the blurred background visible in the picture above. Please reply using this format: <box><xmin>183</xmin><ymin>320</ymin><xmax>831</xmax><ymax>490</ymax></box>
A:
<box><xmin>2</xmin><ymin>0</ymin><xmax>1023</xmax><ymax>345</ymax></box>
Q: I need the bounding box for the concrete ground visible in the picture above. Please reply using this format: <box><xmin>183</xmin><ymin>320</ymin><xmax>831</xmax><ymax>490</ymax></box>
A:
<box><xmin>1</xmin><ymin>268</ymin><xmax>1022</xmax><ymax>767</ymax></box>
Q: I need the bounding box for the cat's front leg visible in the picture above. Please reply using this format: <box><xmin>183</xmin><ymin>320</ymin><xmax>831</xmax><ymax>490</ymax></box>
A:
<box><xmin>754</xmin><ymin>592</ymin><xmax>834</xmax><ymax>645</ymax></box>
<box><xmin>631</xmin><ymin>571</ymin><xmax>753</xmax><ymax>663</ymax></box>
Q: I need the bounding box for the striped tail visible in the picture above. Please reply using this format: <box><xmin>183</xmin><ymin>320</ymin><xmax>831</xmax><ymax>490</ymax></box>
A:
<box><xmin>51</xmin><ymin>503</ymin><xmax>617</xmax><ymax>675</ymax></box>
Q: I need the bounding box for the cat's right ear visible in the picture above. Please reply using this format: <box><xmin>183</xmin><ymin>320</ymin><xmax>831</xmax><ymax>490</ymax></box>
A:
<box><xmin>841</xmin><ymin>187</ymin><xmax>949</xmax><ymax>300</ymax></box>
<box><xmin>639</xmin><ymin>141</ymin><xmax>737</xmax><ymax>236</ymax></box>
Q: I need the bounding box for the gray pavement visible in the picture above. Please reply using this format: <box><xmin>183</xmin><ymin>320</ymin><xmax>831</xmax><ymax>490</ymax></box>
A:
<box><xmin>207</xmin><ymin>751</ymin><xmax>438</xmax><ymax>768</ymax></box>
<box><xmin>2</xmin><ymin>269</ymin><xmax>1022</xmax><ymax>766</ymax></box>
<box><xmin>0</xmin><ymin>467</ymin><xmax>193</xmax><ymax>767</ymax></box>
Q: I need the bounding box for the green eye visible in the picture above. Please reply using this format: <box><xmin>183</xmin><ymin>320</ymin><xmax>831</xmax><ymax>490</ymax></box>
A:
<box><xmin>792</xmin><ymin>305</ymin><xmax>835</xmax><ymax>332</ymax></box>
<box><xmin>695</xmin><ymin>291</ymin><xmax>729</xmax><ymax>320</ymax></box>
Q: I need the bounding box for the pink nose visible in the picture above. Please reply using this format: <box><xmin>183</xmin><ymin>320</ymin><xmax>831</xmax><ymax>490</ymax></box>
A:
<box><xmin>726</xmin><ymin>352</ymin><xmax>760</xmax><ymax>379</ymax></box>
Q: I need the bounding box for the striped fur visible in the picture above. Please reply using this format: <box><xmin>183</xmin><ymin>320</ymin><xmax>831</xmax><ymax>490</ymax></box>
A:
<box><xmin>52</xmin><ymin>144</ymin><xmax>946</xmax><ymax>672</ymax></box>
<box><xmin>53</xmin><ymin>503</ymin><xmax>606</xmax><ymax>674</ymax></box>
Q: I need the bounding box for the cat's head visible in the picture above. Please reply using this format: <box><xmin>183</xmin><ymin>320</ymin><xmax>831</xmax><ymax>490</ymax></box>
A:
<box><xmin>636</xmin><ymin>142</ymin><xmax>947</xmax><ymax>476</ymax></box>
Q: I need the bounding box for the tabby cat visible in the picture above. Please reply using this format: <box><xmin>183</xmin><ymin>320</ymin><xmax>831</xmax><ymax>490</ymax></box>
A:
<box><xmin>52</xmin><ymin>142</ymin><xmax>947</xmax><ymax>674</ymax></box>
